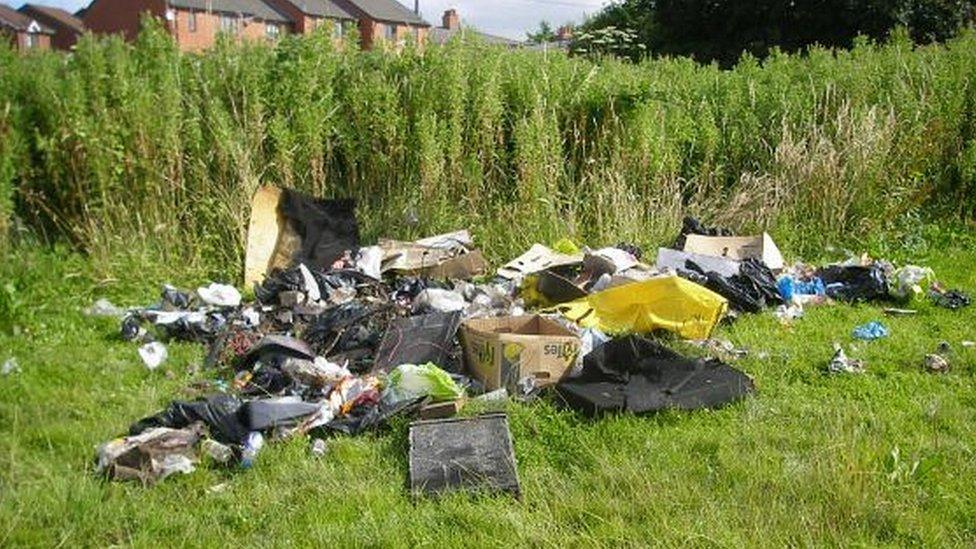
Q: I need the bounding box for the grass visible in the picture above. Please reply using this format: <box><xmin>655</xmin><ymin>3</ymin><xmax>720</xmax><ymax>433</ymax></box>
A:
<box><xmin>2</xmin><ymin>229</ymin><xmax>975</xmax><ymax>546</ymax></box>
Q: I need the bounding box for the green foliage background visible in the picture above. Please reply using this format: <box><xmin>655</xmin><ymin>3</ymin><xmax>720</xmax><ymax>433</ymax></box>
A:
<box><xmin>2</xmin><ymin>22</ymin><xmax>976</xmax><ymax>276</ymax></box>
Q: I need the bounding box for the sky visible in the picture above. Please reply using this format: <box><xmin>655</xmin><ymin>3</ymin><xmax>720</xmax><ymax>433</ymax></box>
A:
<box><xmin>5</xmin><ymin>0</ymin><xmax>609</xmax><ymax>40</ymax></box>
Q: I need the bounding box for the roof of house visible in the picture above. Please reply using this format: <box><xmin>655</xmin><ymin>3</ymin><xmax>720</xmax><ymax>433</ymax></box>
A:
<box><xmin>429</xmin><ymin>26</ymin><xmax>519</xmax><ymax>46</ymax></box>
<box><xmin>19</xmin><ymin>4</ymin><xmax>85</xmax><ymax>34</ymax></box>
<box><xmin>340</xmin><ymin>0</ymin><xmax>427</xmax><ymax>26</ymax></box>
<box><xmin>288</xmin><ymin>0</ymin><xmax>353</xmax><ymax>20</ymax></box>
<box><xmin>169</xmin><ymin>0</ymin><xmax>293</xmax><ymax>23</ymax></box>
<box><xmin>0</xmin><ymin>2</ymin><xmax>53</xmax><ymax>33</ymax></box>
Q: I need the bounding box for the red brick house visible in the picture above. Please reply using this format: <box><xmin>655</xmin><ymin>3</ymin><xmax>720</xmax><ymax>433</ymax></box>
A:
<box><xmin>18</xmin><ymin>4</ymin><xmax>85</xmax><ymax>50</ymax></box>
<box><xmin>0</xmin><ymin>2</ymin><xmax>53</xmax><ymax>51</ymax></box>
<box><xmin>83</xmin><ymin>0</ymin><xmax>293</xmax><ymax>52</ymax></box>
<box><xmin>262</xmin><ymin>0</ymin><xmax>355</xmax><ymax>37</ymax></box>
<box><xmin>79</xmin><ymin>0</ymin><xmax>427</xmax><ymax>51</ymax></box>
<box><xmin>329</xmin><ymin>0</ymin><xmax>428</xmax><ymax>48</ymax></box>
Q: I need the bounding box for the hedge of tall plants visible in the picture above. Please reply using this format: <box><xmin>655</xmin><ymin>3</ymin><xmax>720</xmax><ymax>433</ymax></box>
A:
<box><xmin>2</xmin><ymin>21</ymin><xmax>975</xmax><ymax>274</ymax></box>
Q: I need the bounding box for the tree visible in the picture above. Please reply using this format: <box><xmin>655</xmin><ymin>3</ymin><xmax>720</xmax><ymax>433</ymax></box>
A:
<box><xmin>526</xmin><ymin>20</ymin><xmax>556</xmax><ymax>43</ymax></box>
<box><xmin>579</xmin><ymin>0</ymin><xmax>976</xmax><ymax>66</ymax></box>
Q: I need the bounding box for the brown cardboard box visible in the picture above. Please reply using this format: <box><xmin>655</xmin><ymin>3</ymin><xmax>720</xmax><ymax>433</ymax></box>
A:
<box><xmin>461</xmin><ymin>315</ymin><xmax>580</xmax><ymax>392</ymax></box>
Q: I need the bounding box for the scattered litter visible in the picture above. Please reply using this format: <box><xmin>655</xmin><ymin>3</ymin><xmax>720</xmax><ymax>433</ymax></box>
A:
<box><xmin>201</xmin><ymin>439</ymin><xmax>234</xmax><ymax>464</ymax></box>
<box><xmin>817</xmin><ymin>264</ymin><xmax>889</xmax><ymax>302</ymax></box>
<box><xmin>90</xmin><ymin>186</ymin><xmax>971</xmax><ymax>491</ymax></box>
<box><xmin>828</xmin><ymin>344</ymin><xmax>864</xmax><ymax>374</ymax></box>
<box><xmin>197</xmin><ymin>283</ymin><xmax>242</xmax><ymax>307</ymax></box>
<box><xmin>1</xmin><ymin>357</ymin><xmax>20</xmax><ymax>376</ymax></box>
<box><xmin>929</xmin><ymin>285</ymin><xmax>971</xmax><ymax>310</ymax></box>
<box><xmin>138</xmin><ymin>342</ymin><xmax>168</xmax><ymax>370</ymax></box>
<box><xmin>776</xmin><ymin>276</ymin><xmax>825</xmax><ymax>303</ymax></box>
<box><xmin>554</xmin><ymin>336</ymin><xmax>755</xmax><ymax>415</ymax></box>
<box><xmin>691</xmin><ymin>338</ymin><xmax>749</xmax><ymax>360</ymax></box>
<box><xmin>461</xmin><ymin>315</ymin><xmax>580</xmax><ymax>393</ymax></box>
<box><xmin>497</xmin><ymin>243</ymin><xmax>583</xmax><ymax>280</ymax></box>
<box><xmin>207</xmin><ymin>482</ymin><xmax>230</xmax><ymax>494</ymax></box>
<box><xmin>852</xmin><ymin>321</ymin><xmax>889</xmax><ymax>341</ymax></box>
<box><xmin>414</xmin><ymin>288</ymin><xmax>466</xmax><ymax>313</ymax></box>
<box><xmin>240</xmin><ymin>432</ymin><xmax>264</xmax><ymax>469</ymax></box>
<box><xmin>555</xmin><ymin>275</ymin><xmax>727</xmax><ymax>340</ymax></box>
<box><xmin>409</xmin><ymin>414</ymin><xmax>520</xmax><ymax>498</ymax></box>
<box><xmin>890</xmin><ymin>266</ymin><xmax>934</xmax><ymax>301</ymax></box>
<box><xmin>96</xmin><ymin>424</ymin><xmax>203</xmax><ymax>483</ymax></box>
<box><xmin>923</xmin><ymin>353</ymin><xmax>950</xmax><ymax>373</ymax></box>
<box><xmin>962</xmin><ymin>341</ymin><xmax>975</xmax><ymax>348</ymax></box>
<box><xmin>682</xmin><ymin>232</ymin><xmax>784</xmax><ymax>271</ymax></box>
<box><xmin>85</xmin><ymin>298</ymin><xmax>126</xmax><ymax>317</ymax></box>
<box><xmin>383</xmin><ymin>363</ymin><xmax>464</xmax><ymax>405</ymax></box>
<box><xmin>883</xmin><ymin>308</ymin><xmax>917</xmax><ymax>316</ymax></box>
<box><xmin>310</xmin><ymin>438</ymin><xmax>328</xmax><ymax>457</ymax></box>
<box><xmin>774</xmin><ymin>304</ymin><xmax>804</xmax><ymax>323</ymax></box>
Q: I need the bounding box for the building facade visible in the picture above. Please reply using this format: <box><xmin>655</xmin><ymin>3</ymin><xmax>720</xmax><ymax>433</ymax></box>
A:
<box><xmin>18</xmin><ymin>4</ymin><xmax>85</xmax><ymax>50</ymax></box>
<box><xmin>79</xmin><ymin>0</ymin><xmax>427</xmax><ymax>51</ymax></box>
<box><xmin>0</xmin><ymin>3</ymin><xmax>53</xmax><ymax>51</ymax></box>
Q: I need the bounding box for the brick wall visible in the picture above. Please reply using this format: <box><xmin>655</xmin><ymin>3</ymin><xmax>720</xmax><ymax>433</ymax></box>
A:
<box><xmin>83</xmin><ymin>0</ymin><xmax>166</xmax><ymax>42</ymax></box>
<box><xmin>6</xmin><ymin>30</ymin><xmax>52</xmax><ymax>52</ymax></box>
<box><xmin>359</xmin><ymin>19</ymin><xmax>425</xmax><ymax>50</ymax></box>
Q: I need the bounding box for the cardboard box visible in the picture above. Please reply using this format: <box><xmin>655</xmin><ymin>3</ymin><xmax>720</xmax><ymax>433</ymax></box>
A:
<box><xmin>461</xmin><ymin>315</ymin><xmax>580</xmax><ymax>392</ymax></box>
<box><xmin>682</xmin><ymin>233</ymin><xmax>785</xmax><ymax>271</ymax></box>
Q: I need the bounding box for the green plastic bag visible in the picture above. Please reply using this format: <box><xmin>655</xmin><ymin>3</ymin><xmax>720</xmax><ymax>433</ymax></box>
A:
<box><xmin>384</xmin><ymin>363</ymin><xmax>463</xmax><ymax>404</ymax></box>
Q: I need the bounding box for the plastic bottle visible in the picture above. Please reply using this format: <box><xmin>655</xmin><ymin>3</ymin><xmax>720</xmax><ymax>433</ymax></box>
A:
<box><xmin>240</xmin><ymin>432</ymin><xmax>264</xmax><ymax>469</ymax></box>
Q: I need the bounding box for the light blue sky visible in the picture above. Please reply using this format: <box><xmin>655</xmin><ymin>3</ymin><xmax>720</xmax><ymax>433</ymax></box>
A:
<box><xmin>4</xmin><ymin>0</ymin><xmax>608</xmax><ymax>40</ymax></box>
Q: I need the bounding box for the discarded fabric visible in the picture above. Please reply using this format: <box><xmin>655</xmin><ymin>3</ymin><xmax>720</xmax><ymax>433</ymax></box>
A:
<box><xmin>852</xmin><ymin>321</ymin><xmax>889</xmax><ymax>341</ymax></box>
<box><xmin>554</xmin><ymin>336</ymin><xmax>755</xmax><ymax>416</ymax></box>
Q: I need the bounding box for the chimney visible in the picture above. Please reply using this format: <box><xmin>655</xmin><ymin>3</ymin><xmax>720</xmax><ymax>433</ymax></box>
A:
<box><xmin>442</xmin><ymin>9</ymin><xmax>459</xmax><ymax>30</ymax></box>
<box><xmin>414</xmin><ymin>0</ymin><xmax>419</xmax><ymax>15</ymax></box>
<box><xmin>555</xmin><ymin>24</ymin><xmax>573</xmax><ymax>41</ymax></box>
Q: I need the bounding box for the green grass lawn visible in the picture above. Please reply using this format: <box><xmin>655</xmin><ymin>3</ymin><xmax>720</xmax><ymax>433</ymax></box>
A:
<box><xmin>2</xmin><ymin>238</ymin><xmax>976</xmax><ymax>547</ymax></box>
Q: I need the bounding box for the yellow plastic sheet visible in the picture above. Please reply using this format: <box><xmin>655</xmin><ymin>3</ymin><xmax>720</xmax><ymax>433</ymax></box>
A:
<box><xmin>556</xmin><ymin>275</ymin><xmax>728</xmax><ymax>340</ymax></box>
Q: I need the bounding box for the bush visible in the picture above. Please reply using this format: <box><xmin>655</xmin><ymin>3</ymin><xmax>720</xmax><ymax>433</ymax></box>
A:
<box><xmin>2</xmin><ymin>22</ymin><xmax>976</xmax><ymax>275</ymax></box>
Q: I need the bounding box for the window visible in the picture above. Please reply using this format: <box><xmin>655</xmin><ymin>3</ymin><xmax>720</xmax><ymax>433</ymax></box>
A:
<box><xmin>384</xmin><ymin>23</ymin><xmax>396</xmax><ymax>41</ymax></box>
<box><xmin>331</xmin><ymin>19</ymin><xmax>343</xmax><ymax>39</ymax></box>
<box><xmin>266</xmin><ymin>23</ymin><xmax>280</xmax><ymax>40</ymax></box>
<box><xmin>188</xmin><ymin>11</ymin><xmax>197</xmax><ymax>33</ymax></box>
<box><xmin>219</xmin><ymin>14</ymin><xmax>239</xmax><ymax>34</ymax></box>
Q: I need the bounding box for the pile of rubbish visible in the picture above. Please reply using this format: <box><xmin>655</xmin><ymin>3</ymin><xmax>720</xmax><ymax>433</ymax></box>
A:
<box><xmin>91</xmin><ymin>187</ymin><xmax>969</xmax><ymax>496</ymax></box>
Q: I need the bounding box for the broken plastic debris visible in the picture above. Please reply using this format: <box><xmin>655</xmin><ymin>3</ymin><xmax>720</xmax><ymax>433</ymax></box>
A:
<box><xmin>923</xmin><ymin>354</ymin><xmax>950</xmax><ymax>373</ymax></box>
<box><xmin>138</xmin><ymin>342</ymin><xmax>168</xmax><ymax>370</ymax></box>
<box><xmin>828</xmin><ymin>344</ymin><xmax>863</xmax><ymax>374</ymax></box>
<box><xmin>414</xmin><ymin>288</ymin><xmax>466</xmax><ymax>313</ymax></box>
<box><xmin>197</xmin><ymin>283</ymin><xmax>242</xmax><ymax>307</ymax></box>
<box><xmin>240</xmin><ymin>432</ymin><xmax>264</xmax><ymax>469</ymax></box>
<box><xmin>85</xmin><ymin>298</ymin><xmax>125</xmax><ymax>317</ymax></box>
<box><xmin>310</xmin><ymin>438</ymin><xmax>328</xmax><ymax>457</ymax></box>
<box><xmin>1</xmin><ymin>357</ymin><xmax>20</xmax><ymax>376</ymax></box>
<box><xmin>201</xmin><ymin>439</ymin><xmax>234</xmax><ymax>464</ymax></box>
<box><xmin>355</xmin><ymin>246</ymin><xmax>383</xmax><ymax>279</ymax></box>
<box><xmin>298</xmin><ymin>264</ymin><xmax>321</xmax><ymax>302</ymax></box>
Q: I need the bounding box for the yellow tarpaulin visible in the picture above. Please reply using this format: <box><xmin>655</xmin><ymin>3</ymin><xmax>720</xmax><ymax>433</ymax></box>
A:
<box><xmin>555</xmin><ymin>275</ymin><xmax>728</xmax><ymax>340</ymax></box>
